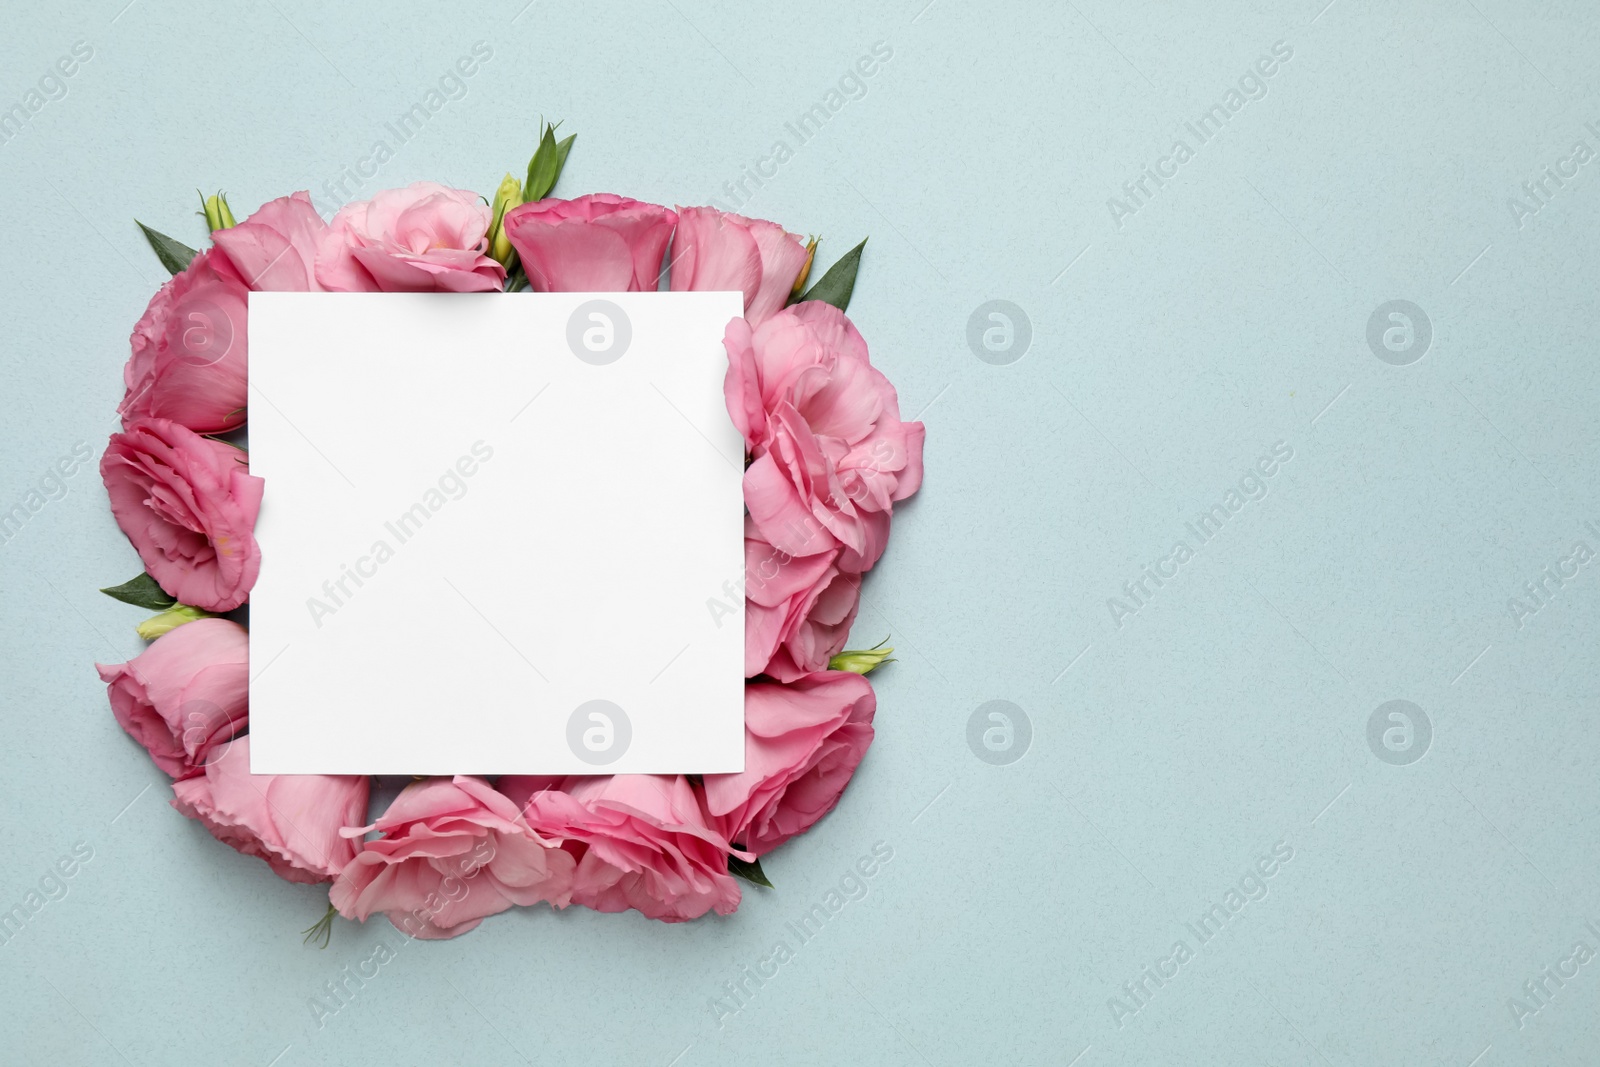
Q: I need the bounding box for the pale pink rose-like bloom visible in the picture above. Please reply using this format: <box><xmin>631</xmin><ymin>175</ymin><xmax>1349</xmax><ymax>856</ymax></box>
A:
<box><xmin>725</xmin><ymin>300</ymin><xmax>925</xmax><ymax>572</ymax></box>
<box><xmin>704</xmin><ymin>672</ymin><xmax>876</xmax><ymax>857</ymax></box>
<box><xmin>502</xmin><ymin>193</ymin><xmax>678</xmax><ymax>292</ymax></box>
<box><xmin>211</xmin><ymin>190</ymin><xmax>329</xmax><ymax>291</ymax></box>
<box><xmin>670</xmin><ymin>206</ymin><xmax>809</xmax><ymax>327</ymax></box>
<box><xmin>171</xmin><ymin>735</ymin><xmax>369</xmax><ymax>885</ymax></box>
<box><xmin>330</xmin><ymin>776</ymin><xmax>576</xmax><ymax>940</ymax></box>
<box><xmin>316</xmin><ymin>182</ymin><xmax>505</xmax><ymax>293</ymax></box>
<box><xmin>119</xmin><ymin>247</ymin><xmax>249</xmax><ymax>434</ymax></box>
<box><xmin>95</xmin><ymin>618</ymin><xmax>248</xmax><ymax>779</ymax></box>
<box><xmin>744</xmin><ymin>519</ymin><xmax>859</xmax><ymax>681</ymax></box>
<box><xmin>500</xmin><ymin>774</ymin><xmax>742</xmax><ymax>923</ymax></box>
<box><xmin>101</xmin><ymin>419</ymin><xmax>263</xmax><ymax>612</ymax></box>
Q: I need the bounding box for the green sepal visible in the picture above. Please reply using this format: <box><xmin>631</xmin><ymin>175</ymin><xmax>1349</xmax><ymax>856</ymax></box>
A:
<box><xmin>302</xmin><ymin>901</ymin><xmax>337</xmax><ymax>950</ymax></box>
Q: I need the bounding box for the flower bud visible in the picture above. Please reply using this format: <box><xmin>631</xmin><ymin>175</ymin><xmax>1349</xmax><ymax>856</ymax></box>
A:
<box><xmin>135</xmin><ymin>603</ymin><xmax>212</xmax><ymax>640</ymax></box>
<box><xmin>828</xmin><ymin>643</ymin><xmax>894</xmax><ymax>675</ymax></box>
<box><xmin>200</xmin><ymin>191</ymin><xmax>237</xmax><ymax>232</ymax></box>
<box><xmin>488</xmin><ymin>173</ymin><xmax>523</xmax><ymax>267</ymax></box>
<box><xmin>789</xmin><ymin>237</ymin><xmax>818</xmax><ymax>300</ymax></box>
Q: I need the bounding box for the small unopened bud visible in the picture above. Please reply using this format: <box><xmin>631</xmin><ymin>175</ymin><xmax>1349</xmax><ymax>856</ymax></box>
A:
<box><xmin>789</xmin><ymin>236</ymin><xmax>819</xmax><ymax>300</ymax></box>
<box><xmin>829</xmin><ymin>642</ymin><xmax>894</xmax><ymax>675</ymax></box>
<box><xmin>136</xmin><ymin>603</ymin><xmax>212</xmax><ymax>640</ymax></box>
<box><xmin>200</xmin><ymin>191</ymin><xmax>236</xmax><ymax>232</ymax></box>
<box><xmin>488</xmin><ymin>173</ymin><xmax>523</xmax><ymax>267</ymax></box>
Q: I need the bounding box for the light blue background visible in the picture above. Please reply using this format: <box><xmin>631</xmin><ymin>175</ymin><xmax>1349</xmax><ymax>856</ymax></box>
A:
<box><xmin>3</xmin><ymin>1</ymin><xmax>1599</xmax><ymax>1064</ymax></box>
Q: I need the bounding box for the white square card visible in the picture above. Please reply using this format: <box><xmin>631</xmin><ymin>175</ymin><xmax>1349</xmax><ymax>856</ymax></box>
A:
<box><xmin>246</xmin><ymin>291</ymin><xmax>746</xmax><ymax>775</ymax></box>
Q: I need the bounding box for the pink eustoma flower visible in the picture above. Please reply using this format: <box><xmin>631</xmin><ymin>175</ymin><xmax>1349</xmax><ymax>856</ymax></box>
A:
<box><xmin>101</xmin><ymin>419</ymin><xmax>263</xmax><ymax>612</ymax></box>
<box><xmin>212</xmin><ymin>190</ymin><xmax>330</xmax><ymax>291</ymax></box>
<box><xmin>330</xmin><ymin>776</ymin><xmax>575</xmax><ymax>940</ymax></box>
<box><xmin>96</xmin><ymin>618</ymin><xmax>248</xmax><ymax>779</ymax></box>
<box><xmin>119</xmin><ymin>248</ymin><xmax>250</xmax><ymax>434</ymax></box>
<box><xmin>502</xmin><ymin>193</ymin><xmax>677</xmax><ymax>292</ymax></box>
<box><xmin>316</xmin><ymin>182</ymin><xmax>506</xmax><ymax>292</ymax></box>
<box><xmin>501</xmin><ymin>774</ymin><xmax>742</xmax><ymax>923</ymax></box>
<box><xmin>703</xmin><ymin>672</ymin><xmax>876</xmax><ymax>857</ymax></box>
<box><xmin>725</xmin><ymin>301</ymin><xmax>925</xmax><ymax>571</ymax></box>
<box><xmin>171</xmin><ymin>735</ymin><xmax>369</xmax><ymax>885</ymax></box>
<box><xmin>670</xmin><ymin>206</ymin><xmax>809</xmax><ymax>326</ymax></box>
<box><xmin>744</xmin><ymin>519</ymin><xmax>860</xmax><ymax>681</ymax></box>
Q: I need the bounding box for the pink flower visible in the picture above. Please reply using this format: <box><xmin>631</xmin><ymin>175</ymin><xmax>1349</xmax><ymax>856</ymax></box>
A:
<box><xmin>501</xmin><ymin>775</ymin><xmax>741</xmax><ymax>922</ymax></box>
<box><xmin>744</xmin><ymin>519</ymin><xmax>859</xmax><ymax>681</ymax></box>
<box><xmin>725</xmin><ymin>300</ymin><xmax>925</xmax><ymax>571</ymax></box>
<box><xmin>119</xmin><ymin>248</ymin><xmax>249</xmax><ymax>434</ymax></box>
<box><xmin>704</xmin><ymin>672</ymin><xmax>876</xmax><ymax>857</ymax></box>
<box><xmin>670</xmin><ymin>206</ymin><xmax>809</xmax><ymax>326</ymax></box>
<box><xmin>502</xmin><ymin>193</ymin><xmax>677</xmax><ymax>292</ymax></box>
<box><xmin>101</xmin><ymin>419</ymin><xmax>264</xmax><ymax>612</ymax></box>
<box><xmin>315</xmin><ymin>182</ymin><xmax>505</xmax><ymax>293</ymax></box>
<box><xmin>171</xmin><ymin>735</ymin><xmax>369</xmax><ymax>885</ymax></box>
<box><xmin>95</xmin><ymin>618</ymin><xmax>248</xmax><ymax>779</ymax></box>
<box><xmin>211</xmin><ymin>191</ymin><xmax>329</xmax><ymax>291</ymax></box>
<box><xmin>330</xmin><ymin>776</ymin><xmax>575</xmax><ymax>940</ymax></box>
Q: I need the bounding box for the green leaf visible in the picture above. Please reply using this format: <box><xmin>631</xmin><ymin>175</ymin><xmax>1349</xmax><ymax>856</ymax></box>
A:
<box><xmin>524</xmin><ymin>124</ymin><xmax>560</xmax><ymax>202</ymax></box>
<box><xmin>551</xmin><ymin>133</ymin><xmax>575</xmax><ymax>192</ymax></box>
<box><xmin>523</xmin><ymin>122</ymin><xmax>576</xmax><ymax>202</ymax></box>
<box><xmin>135</xmin><ymin>221</ymin><xmax>197</xmax><ymax>275</ymax></box>
<box><xmin>728</xmin><ymin>853</ymin><xmax>773</xmax><ymax>888</ymax></box>
<box><xmin>799</xmin><ymin>238</ymin><xmax>866</xmax><ymax>311</ymax></box>
<box><xmin>100</xmin><ymin>572</ymin><xmax>177</xmax><ymax>611</ymax></box>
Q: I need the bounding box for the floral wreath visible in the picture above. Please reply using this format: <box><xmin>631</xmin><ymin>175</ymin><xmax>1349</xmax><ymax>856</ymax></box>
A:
<box><xmin>92</xmin><ymin>125</ymin><xmax>924</xmax><ymax>940</ymax></box>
